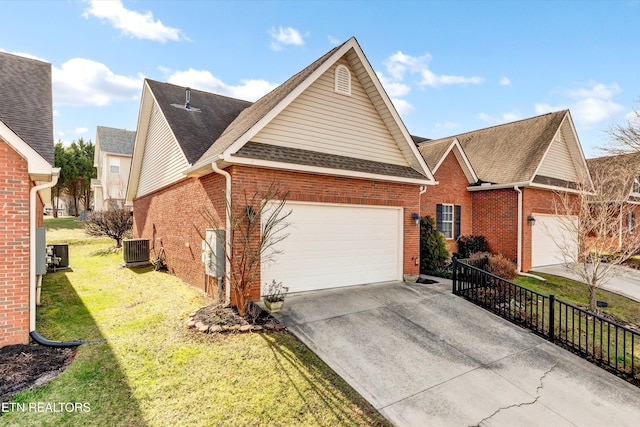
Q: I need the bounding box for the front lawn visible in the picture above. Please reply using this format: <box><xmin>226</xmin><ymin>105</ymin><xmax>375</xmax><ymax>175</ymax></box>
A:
<box><xmin>517</xmin><ymin>272</ymin><xmax>640</xmax><ymax>328</ymax></box>
<box><xmin>2</xmin><ymin>217</ymin><xmax>389</xmax><ymax>426</ymax></box>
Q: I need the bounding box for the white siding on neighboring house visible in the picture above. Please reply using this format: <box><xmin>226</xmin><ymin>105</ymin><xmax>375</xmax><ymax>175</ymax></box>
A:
<box><xmin>105</xmin><ymin>155</ymin><xmax>131</xmax><ymax>201</ymax></box>
<box><xmin>137</xmin><ymin>102</ymin><xmax>189</xmax><ymax>197</ymax></box>
<box><xmin>252</xmin><ymin>58</ymin><xmax>409</xmax><ymax>166</ymax></box>
<box><xmin>537</xmin><ymin>128</ymin><xmax>579</xmax><ymax>183</ymax></box>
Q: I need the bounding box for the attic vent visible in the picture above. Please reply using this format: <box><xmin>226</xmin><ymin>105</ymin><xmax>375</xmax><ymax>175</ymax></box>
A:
<box><xmin>335</xmin><ymin>64</ymin><xmax>351</xmax><ymax>96</ymax></box>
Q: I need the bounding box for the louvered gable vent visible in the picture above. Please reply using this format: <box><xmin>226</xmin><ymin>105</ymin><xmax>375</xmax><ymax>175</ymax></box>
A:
<box><xmin>334</xmin><ymin>64</ymin><xmax>351</xmax><ymax>96</ymax></box>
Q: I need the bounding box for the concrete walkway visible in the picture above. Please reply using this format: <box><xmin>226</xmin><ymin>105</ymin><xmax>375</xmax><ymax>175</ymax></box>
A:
<box><xmin>534</xmin><ymin>263</ymin><xmax>640</xmax><ymax>302</ymax></box>
<box><xmin>275</xmin><ymin>279</ymin><xmax>640</xmax><ymax>427</ymax></box>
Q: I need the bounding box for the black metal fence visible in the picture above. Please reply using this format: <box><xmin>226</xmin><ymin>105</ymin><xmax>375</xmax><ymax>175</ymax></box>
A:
<box><xmin>452</xmin><ymin>258</ymin><xmax>640</xmax><ymax>385</ymax></box>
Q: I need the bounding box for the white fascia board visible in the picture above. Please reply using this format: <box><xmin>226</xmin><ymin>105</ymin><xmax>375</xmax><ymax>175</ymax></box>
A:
<box><xmin>126</xmin><ymin>81</ymin><xmax>153</xmax><ymax>204</ymax></box>
<box><xmin>529</xmin><ymin>181</ymin><xmax>590</xmax><ymax>195</ymax></box>
<box><xmin>226</xmin><ymin>156</ymin><xmax>435</xmax><ymax>186</ymax></box>
<box><xmin>432</xmin><ymin>138</ymin><xmax>478</xmax><ymax>184</ymax></box>
<box><xmin>0</xmin><ymin>120</ymin><xmax>52</xmax><ymax>178</ymax></box>
<box><xmin>562</xmin><ymin>111</ymin><xmax>593</xmax><ymax>189</ymax></box>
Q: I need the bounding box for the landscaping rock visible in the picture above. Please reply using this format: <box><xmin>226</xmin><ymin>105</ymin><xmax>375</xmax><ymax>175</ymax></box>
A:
<box><xmin>186</xmin><ymin>319</ymin><xmax>196</xmax><ymax>328</ymax></box>
<box><xmin>252</xmin><ymin>325</ymin><xmax>263</xmax><ymax>332</ymax></box>
<box><xmin>239</xmin><ymin>325</ymin><xmax>252</xmax><ymax>333</ymax></box>
<box><xmin>209</xmin><ymin>325</ymin><xmax>223</xmax><ymax>333</ymax></box>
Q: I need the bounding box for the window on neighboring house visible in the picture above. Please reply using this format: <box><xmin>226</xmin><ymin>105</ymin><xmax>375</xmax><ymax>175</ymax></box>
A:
<box><xmin>109</xmin><ymin>158</ymin><xmax>120</xmax><ymax>174</ymax></box>
<box><xmin>436</xmin><ymin>204</ymin><xmax>461</xmax><ymax>240</ymax></box>
<box><xmin>627</xmin><ymin>211</ymin><xmax>636</xmax><ymax>234</ymax></box>
<box><xmin>633</xmin><ymin>177</ymin><xmax>640</xmax><ymax>194</ymax></box>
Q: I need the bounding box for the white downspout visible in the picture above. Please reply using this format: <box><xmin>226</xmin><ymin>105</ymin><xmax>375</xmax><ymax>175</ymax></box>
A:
<box><xmin>29</xmin><ymin>168</ymin><xmax>60</xmax><ymax>332</ymax></box>
<box><xmin>211</xmin><ymin>158</ymin><xmax>232</xmax><ymax>303</ymax></box>
<box><xmin>514</xmin><ymin>185</ymin><xmax>523</xmax><ymax>273</ymax></box>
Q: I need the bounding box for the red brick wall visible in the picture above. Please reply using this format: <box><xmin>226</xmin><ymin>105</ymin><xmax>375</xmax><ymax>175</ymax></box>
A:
<box><xmin>0</xmin><ymin>139</ymin><xmax>31</xmax><ymax>346</ymax></box>
<box><xmin>420</xmin><ymin>151</ymin><xmax>473</xmax><ymax>253</ymax></box>
<box><xmin>133</xmin><ymin>166</ymin><xmax>421</xmax><ymax>304</ymax></box>
<box><xmin>471</xmin><ymin>188</ymin><xmax>519</xmax><ymax>262</ymax></box>
<box><xmin>133</xmin><ymin>174</ymin><xmax>226</xmax><ymax>300</ymax></box>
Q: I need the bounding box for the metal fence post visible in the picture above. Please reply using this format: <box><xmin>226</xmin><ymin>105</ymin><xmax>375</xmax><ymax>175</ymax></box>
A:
<box><xmin>452</xmin><ymin>258</ymin><xmax>458</xmax><ymax>294</ymax></box>
<box><xmin>549</xmin><ymin>294</ymin><xmax>555</xmax><ymax>341</ymax></box>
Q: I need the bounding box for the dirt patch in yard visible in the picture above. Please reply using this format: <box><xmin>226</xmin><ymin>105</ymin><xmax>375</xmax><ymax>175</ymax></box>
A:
<box><xmin>0</xmin><ymin>344</ymin><xmax>75</xmax><ymax>403</ymax></box>
<box><xmin>188</xmin><ymin>302</ymin><xmax>286</xmax><ymax>333</ymax></box>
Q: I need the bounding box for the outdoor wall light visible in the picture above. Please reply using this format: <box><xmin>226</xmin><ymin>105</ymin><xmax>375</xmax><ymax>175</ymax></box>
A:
<box><xmin>527</xmin><ymin>215</ymin><xmax>536</xmax><ymax>226</ymax></box>
<box><xmin>411</xmin><ymin>213</ymin><xmax>420</xmax><ymax>226</ymax></box>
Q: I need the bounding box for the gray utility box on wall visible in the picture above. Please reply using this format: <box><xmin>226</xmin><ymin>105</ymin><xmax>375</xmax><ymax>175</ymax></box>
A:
<box><xmin>203</xmin><ymin>229</ymin><xmax>225</xmax><ymax>277</ymax></box>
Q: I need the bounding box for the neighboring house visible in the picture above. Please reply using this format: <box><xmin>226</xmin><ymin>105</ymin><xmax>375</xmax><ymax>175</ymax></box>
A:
<box><xmin>417</xmin><ymin>110</ymin><xmax>592</xmax><ymax>272</ymax></box>
<box><xmin>92</xmin><ymin>126</ymin><xmax>136</xmax><ymax>210</ymax></box>
<box><xmin>126</xmin><ymin>37</ymin><xmax>435</xmax><ymax>304</ymax></box>
<box><xmin>587</xmin><ymin>152</ymin><xmax>640</xmax><ymax>247</ymax></box>
<box><xmin>0</xmin><ymin>52</ymin><xmax>59</xmax><ymax>347</ymax></box>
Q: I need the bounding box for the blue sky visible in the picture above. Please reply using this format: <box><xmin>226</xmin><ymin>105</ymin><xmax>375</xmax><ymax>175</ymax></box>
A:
<box><xmin>1</xmin><ymin>0</ymin><xmax>639</xmax><ymax>158</ymax></box>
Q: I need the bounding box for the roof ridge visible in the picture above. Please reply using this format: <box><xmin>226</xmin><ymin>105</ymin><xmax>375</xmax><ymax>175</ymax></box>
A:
<box><xmin>425</xmin><ymin>109</ymin><xmax>569</xmax><ymax>144</ymax></box>
<box><xmin>145</xmin><ymin>78</ymin><xmax>255</xmax><ymax>104</ymax></box>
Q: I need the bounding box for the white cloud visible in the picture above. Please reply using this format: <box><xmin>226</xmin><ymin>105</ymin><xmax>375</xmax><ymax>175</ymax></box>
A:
<box><xmin>376</xmin><ymin>72</ymin><xmax>411</xmax><ymax>98</ymax></box>
<box><xmin>390</xmin><ymin>98</ymin><xmax>414</xmax><ymax>116</ymax></box>
<box><xmin>500</xmin><ymin>77</ymin><xmax>511</xmax><ymax>86</ymax></box>
<box><xmin>478</xmin><ymin>111</ymin><xmax>523</xmax><ymax>125</ymax></box>
<box><xmin>536</xmin><ymin>82</ymin><xmax>624</xmax><ymax>126</ymax></box>
<box><xmin>268</xmin><ymin>26</ymin><xmax>305</xmax><ymax>50</ymax></box>
<box><xmin>53</xmin><ymin>58</ymin><xmax>143</xmax><ymax>106</ymax></box>
<box><xmin>383</xmin><ymin>51</ymin><xmax>483</xmax><ymax>88</ymax></box>
<box><xmin>83</xmin><ymin>0</ymin><xmax>185</xmax><ymax>42</ymax></box>
<box><xmin>327</xmin><ymin>35</ymin><xmax>341</xmax><ymax>45</ymax></box>
<box><xmin>167</xmin><ymin>68</ymin><xmax>278</xmax><ymax>102</ymax></box>
<box><xmin>75</xmin><ymin>127</ymin><xmax>88</xmax><ymax>134</ymax></box>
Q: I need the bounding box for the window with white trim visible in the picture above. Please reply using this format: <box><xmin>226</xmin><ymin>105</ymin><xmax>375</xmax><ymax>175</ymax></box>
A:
<box><xmin>627</xmin><ymin>211</ymin><xmax>636</xmax><ymax>234</ymax></box>
<box><xmin>334</xmin><ymin>64</ymin><xmax>351</xmax><ymax>96</ymax></box>
<box><xmin>109</xmin><ymin>157</ymin><xmax>120</xmax><ymax>174</ymax></box>
<box><xmin>633</xmin><ymin>177</ymin><xmax>640</xmax><ymax>194</ymax></box>
<box><xmin>441</xmin><ymin>204</ymin><xmax>454</xmax><ymax>239</ymax></box>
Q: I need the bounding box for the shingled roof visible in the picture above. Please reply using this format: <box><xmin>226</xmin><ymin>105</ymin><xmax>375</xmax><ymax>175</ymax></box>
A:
<box><xmin>146</xmin><ymin>79</ymin><xmax>252</xmax><ymax>164</ymax></box>
<box><xmin>417</xmin><ymin>110</ymin><xmax>569</xmax><ymax>184</ymax></box>
<box><xmin>587</xmin><ymin>152</ymin><xmax>640</xmax><ymax>201</ymax></box>
<box><xmin>96</xmin><ymin>126</ymin><xmax>136</xmax><ymax>156</ymax></box>
<box><xmin>0</xmin><ymin>52</ymin><xmax>54</xmax><ymax>164</ymax></box>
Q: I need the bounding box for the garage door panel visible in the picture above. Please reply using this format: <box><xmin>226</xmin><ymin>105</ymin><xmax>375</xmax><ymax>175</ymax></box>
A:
<box><xmin>531</xmin><ymin>214</ymin><xmax>578</xmax><ymax>268</ymax></box>
<box><xmin>261</xmin><ymin>202</ymin><xmax>402</xmax><ymax>294</ymax></box>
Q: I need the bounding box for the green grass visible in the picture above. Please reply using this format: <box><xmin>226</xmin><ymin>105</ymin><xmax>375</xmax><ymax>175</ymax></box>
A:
<box><xmin>517</xmin><ymin>272</ymin><xmax>640</xmax><ymax>327</ymax></box>
<box><xmin>3</xmin><ymin>217</ymin><xmax>389</xmax><ymax>426</ymax></box>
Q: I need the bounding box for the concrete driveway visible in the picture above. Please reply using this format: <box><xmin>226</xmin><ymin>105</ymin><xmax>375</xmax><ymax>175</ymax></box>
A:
<box><xmin>534</xmin><ymin>263</ymin><xmax>640</xmax><ymax>302</ymax></box>
<box><xmin>275</xmin><ymin>279</ymin><xmax>640</xmax><ymax>427</ymax></box>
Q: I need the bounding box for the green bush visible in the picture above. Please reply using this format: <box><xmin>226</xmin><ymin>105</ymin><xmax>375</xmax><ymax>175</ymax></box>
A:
<box><xmin>420</xmin><ymin>215</ymin><xmax>450</xmax><ymax>274</ymax></box>
<box><xmin>457</xmin><ymin>235</ymin><xmax>489</xmax><ymax>259</ymax></box>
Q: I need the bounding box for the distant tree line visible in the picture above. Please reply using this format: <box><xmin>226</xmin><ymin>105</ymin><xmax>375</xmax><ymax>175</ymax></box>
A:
<box><xmin>52</xmin><ymin>138</ymin><xmax>95</xmax><ymax>217</ymax></box>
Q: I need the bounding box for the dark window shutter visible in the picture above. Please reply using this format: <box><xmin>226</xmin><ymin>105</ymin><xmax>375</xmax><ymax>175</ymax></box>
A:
<box><xmin>455</xmin><ymin>205</ymin><xmax>462</xmax><ymax>240</ymax></box>
<box><xmin>633</xmin><ymin>212</ymin><xmax>637</xmax><ymax>232</ymax></box>
<box><xmin>436</xmin><ymin>204</ymin><xmax>443</xmax><ymax>232</ymax></box>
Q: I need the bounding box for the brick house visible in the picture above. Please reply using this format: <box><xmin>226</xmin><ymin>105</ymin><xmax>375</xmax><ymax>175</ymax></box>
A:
<box><xmin>91</xmin><ymin>126</ymin><xmax>136</xmax><ymax>211</ymax></box>
<box><xmin>587</xmin><ymin>152</ymin><xmax>640</xmax><ymax>248</ymax></box>
<box><xmin>416</xmin><ymin>110</ymin><xmax>591</xmax><ymax>272</ymax></box>
<box><xmin>0</xmin><ymin>52</ymin><xmax>58</xmax><ymax>346</ymax></box>
<box><xmin>126</xmin><ymin>37</ymin><xmax>435</xmax><ymax>305</ymax></box>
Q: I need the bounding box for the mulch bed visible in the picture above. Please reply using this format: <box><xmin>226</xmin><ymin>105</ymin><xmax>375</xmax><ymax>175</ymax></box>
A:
<box><xmin>187</xmin><ymin>302</ymin><xmax>286</xmax><ymax>334</ymax></box>
<box><xmin>0</xmin><ymin>343</ymin><xmax>75</xmax><ymax>404</ymax></box>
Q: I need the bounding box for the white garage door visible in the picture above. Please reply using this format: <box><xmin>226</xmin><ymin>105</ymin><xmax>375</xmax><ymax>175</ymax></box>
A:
<box><xmin>261</xmin><ymin>202</ymin><xmax>403</xmax><ymax>294</ymax></box>
<box><xmin>531</xmin><ymin>213</ymin><xmax>578</xmax><ymax>268</ymax></box>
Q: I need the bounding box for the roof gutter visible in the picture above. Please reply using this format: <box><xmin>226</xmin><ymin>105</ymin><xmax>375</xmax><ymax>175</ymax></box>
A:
<box><xmin>211</xmin><ymin>157</ymin><xmax>231</xmax><ymax>303</ymax></box>
<box><xmin>29</xmin><ymin>168</ymin><xmax>60</xmax><ymax>332</ymax></box>
<box><xmin>467</xmin><ymin>181</ymin><xmax>531</xmax><ymax>191</ymax></box>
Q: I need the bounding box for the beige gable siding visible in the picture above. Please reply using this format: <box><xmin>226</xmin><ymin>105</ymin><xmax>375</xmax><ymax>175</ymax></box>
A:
<box><xmin>137</xmin><ymin>102</ymin><xmax>189</xmax><ymax>197</ymax></box>
<box><xmin>537</xmin><ymin>129</ymin><xmax>579</xmax><ymax>183</ymax></box>
<box><xmin>252</xmin><ymin>59</ymin><xmax>408</xmax><ymax>166</ymax></box>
